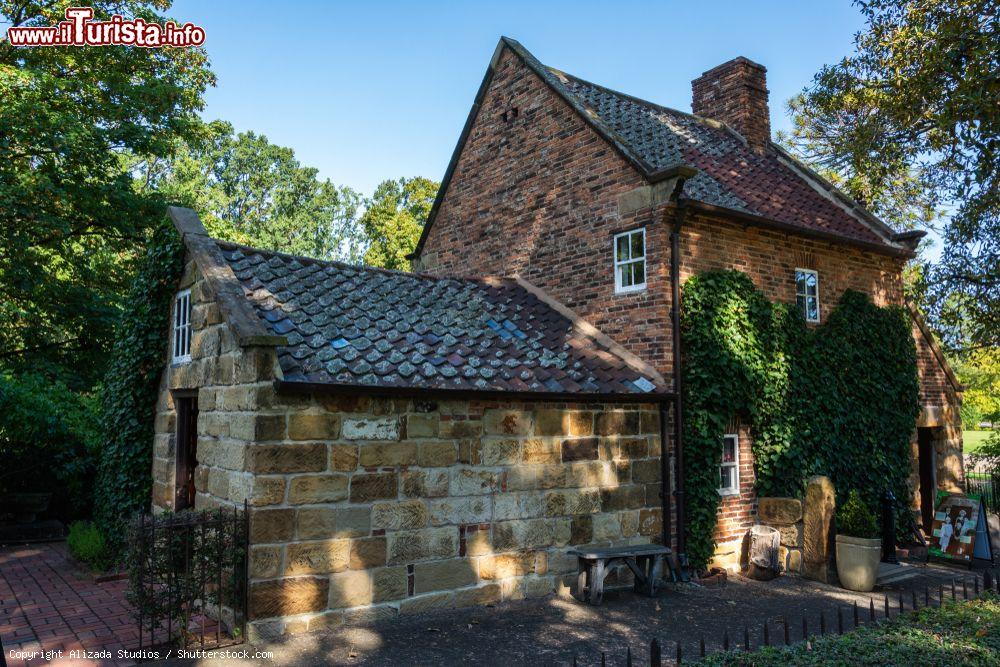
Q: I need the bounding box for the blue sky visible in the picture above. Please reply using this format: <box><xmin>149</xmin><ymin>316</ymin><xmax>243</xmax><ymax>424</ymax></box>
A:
<box><xmin>170</xmin><ymin>0</ymin><xmax>866</xmax><ymax>196</ymax></box>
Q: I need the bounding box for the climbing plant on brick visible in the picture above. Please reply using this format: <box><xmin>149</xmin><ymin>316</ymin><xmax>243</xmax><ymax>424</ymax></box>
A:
<box><xmin>681</xmin><ymin>270</ymin><xmax>919</xmax><ymax>569</ymax></box>
<box><xmin>94</xmin><ymin>217</ymin><xmax>185</xmax><ymax>546</ymax></box>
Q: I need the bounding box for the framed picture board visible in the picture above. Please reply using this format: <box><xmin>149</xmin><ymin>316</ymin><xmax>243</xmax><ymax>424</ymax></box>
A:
<box><xmin>928</xmin><ymin>491</ymin><xmax>994</xmax><ymax>566</ymax></box>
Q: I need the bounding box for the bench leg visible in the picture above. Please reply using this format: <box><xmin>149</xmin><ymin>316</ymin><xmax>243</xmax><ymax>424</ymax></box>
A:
<box><xmin>575</xmin><ymin>558</ymin><xmax>589</xmax><ymax>602</ymax></box>
<box><xmin>589</xmin><ymin>560</ymin><xmax>606</xmax><ymax>605</ymax></box>
<box><xmin>648</xmin><ymin>555</ymin><xmax>664</xmax><ymax>596</ymax></box>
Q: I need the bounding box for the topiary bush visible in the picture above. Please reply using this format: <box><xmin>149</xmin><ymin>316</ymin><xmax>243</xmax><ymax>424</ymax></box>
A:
<box><xmin>837</xmin><ymin>490</ymin><xmax>880</xmax><ymax>539</ymax></box>
<box><xmin>681</xmin><ymin>270</ymin><xmax>919</xmax><ymax>568</ymax></box>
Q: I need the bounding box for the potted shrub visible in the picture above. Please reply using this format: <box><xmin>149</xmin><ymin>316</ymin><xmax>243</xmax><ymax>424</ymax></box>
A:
<box><xmin>835</xmin><ymin>490</ymin><xmax>881</xmax><ymax>592</ymax></box>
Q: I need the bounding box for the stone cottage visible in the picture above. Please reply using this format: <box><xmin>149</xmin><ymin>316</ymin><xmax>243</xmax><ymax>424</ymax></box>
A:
<box><xmin>153</xmin><ymin>207</ymin><xmax>672</xmax><ymax>637</ymax></box>
<box><xmin>150</xmin><ymin>37</ymin><xmax>965</xmax><ymax>636</ymax></box>
<box><xmin>409</xmin><ymin>38</ymin><xmax>964</xmax><ymax>570</ymax></box>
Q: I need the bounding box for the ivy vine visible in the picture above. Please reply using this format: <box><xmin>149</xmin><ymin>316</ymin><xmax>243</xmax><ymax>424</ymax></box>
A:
<box><xmin>94</xmin><ymin>217</ymin><xmax>185</xmax><ymax>545</ymax></box>
<box><xmin>681</xmin><ymin>270</ymin><xmax>920</xmax><ymax>569</ymax></box>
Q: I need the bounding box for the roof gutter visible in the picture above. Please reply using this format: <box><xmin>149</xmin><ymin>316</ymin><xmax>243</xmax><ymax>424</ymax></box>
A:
<box><xmin>274</xmin><ymin>379</ymin><xmax>676</xmax><ymax>404</ymax></box>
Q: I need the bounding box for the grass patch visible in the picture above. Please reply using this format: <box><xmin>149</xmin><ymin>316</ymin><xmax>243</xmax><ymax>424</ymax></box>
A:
<box><xmin>699</xmin><ymin>594</ymin><xmax>1000</xmax><ymax>666</ymax></box>
<box><xmin>965</xmin><ymin>430</ymin><xmax>995</xmax><ymax>455</ymax></box>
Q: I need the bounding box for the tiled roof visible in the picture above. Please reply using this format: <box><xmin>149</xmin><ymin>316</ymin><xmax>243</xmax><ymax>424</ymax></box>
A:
<box><xmin>218</xmin><ymin>242</ymin><xmax>665</xmax><ymax>396</ymax></box>
<box><xmin>414</xmin><ymin>38</ymin><xmax>906</xmax><ymax>258</ymax></box>
<box><xmin>546</xmin><ymin>68</ymin><xmax>889</xmax><ymax>245</ymax></box>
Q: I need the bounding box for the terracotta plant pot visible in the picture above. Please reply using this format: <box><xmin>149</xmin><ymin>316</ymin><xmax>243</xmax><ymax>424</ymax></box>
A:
<box><xmin>5</xmin><ymin>492</ymin><xmax>52</xmax><ymax>524</ymax></box>
<box><xmin>835</xmin><ymin>534</ymin><xmax>882</xmax><ymax>592</ymax></box>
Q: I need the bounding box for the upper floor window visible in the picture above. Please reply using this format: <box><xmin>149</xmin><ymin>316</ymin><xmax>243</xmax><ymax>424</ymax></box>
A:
<box><xmin>719</xmin><ymin>433</ymin><xmax>740</xmax><ymax>496</ymax></box>
<box><xmin>172</xmin><ymin>289</ymin><xmax>192</xmax><ymax>363</ymax></box>
<box><xmin>614</xmin><ymin>228</ymin><xmax>646</xmax><ymax>293</ymax></box>
<box><xmin>795</xmin><ymin>269</ymin><xmax>820</xmax><ymax>323</ymax></box>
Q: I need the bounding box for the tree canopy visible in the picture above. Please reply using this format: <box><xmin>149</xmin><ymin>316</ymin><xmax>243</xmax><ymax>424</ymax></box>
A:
<box><xmin>129</xmin><ymin>121</ymin><xmax>367</xmax><ymax>263</ymax></box>
<box><xmin>781</xmin><ymin>0</ymin><xmax>998</xmax><ymax>351</ymax></box>
<box><xmin>0</xmin><ymin>0</ymin><xmax>214</xmax><ymax>387</ymax></box>
<box><xmin>361</xmin><ymin>177</ymin><xmax>439</xmax><ymax>270</ymax></box>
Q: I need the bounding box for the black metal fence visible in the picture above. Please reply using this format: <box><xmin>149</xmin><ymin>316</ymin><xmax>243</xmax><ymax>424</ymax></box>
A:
<box><xmin>571</xmin><ymin>570</ymin><xmax>999</xmax><ymax>665</ymax></box>
<box><xmin>966</xmin><ymin>474</ymin><xmax>1000</xmax><ymax>514</ymax></box>
<box><xmin>128</xmin><ymin>502</ymin><xmax>249</xmax><ymax>650</ymax></box>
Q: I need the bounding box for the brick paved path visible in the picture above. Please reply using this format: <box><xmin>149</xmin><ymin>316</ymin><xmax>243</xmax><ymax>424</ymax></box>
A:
<box><xmin>0</xmin><ymin>543</ymin><xmax>136</xmax><ymax>666</ymax></box>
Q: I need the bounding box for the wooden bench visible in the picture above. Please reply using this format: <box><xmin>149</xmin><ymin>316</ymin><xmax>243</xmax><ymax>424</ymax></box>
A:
<box><xmin>568</xmin><ymin>544</ymin><xmax>671</xmax><ymax>604</ymax></box>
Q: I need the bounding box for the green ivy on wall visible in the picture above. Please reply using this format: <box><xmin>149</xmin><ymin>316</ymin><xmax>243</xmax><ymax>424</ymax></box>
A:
<box><xmin>94</xmin><ymin>217</ymin><xmax>185</xmax><ymax>545</ymax></box>
<box><xmin>681</xmin><ymin>270</ymin><xmax>920</xmax><ymax>569</ymax></box>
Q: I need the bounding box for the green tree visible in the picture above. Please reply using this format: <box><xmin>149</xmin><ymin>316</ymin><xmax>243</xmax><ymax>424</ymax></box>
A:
<box><xmin>954</xmin><ymin>348</ymin><xmax>1000</xmax><ymax>426</ymax></box>
<box><xmin>360</xmin><ymin>177</ymin><xmax>439</xmax><ymax>269</ymax></box>
<box><xmin>0</xmin><ymin>0</ymin><xmax>214</xmax><ymax>387</ymax></box>
<box><xmin>130</xmin><ymin>121</ymin><xmax>367</xmax><ymax>262</ymax></box>
<box><xmin>781</xmin><ymin>0</ymin><xmax>998</xmax><ymax>351</ymax></box>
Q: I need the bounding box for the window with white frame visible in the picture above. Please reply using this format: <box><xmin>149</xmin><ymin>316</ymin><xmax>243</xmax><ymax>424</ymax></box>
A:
<box><xmin>719</xmin><ymin>433</ymin><xmax>740</xmax><ymax>496</ymax></box>
<box><xmin>614</xmin><ymin>228</ymin><xmax>646</xmax><ymax>293</ymax></box>
<box><xmin>795</xmin><ymin>268</ymin><xmax>820</xmax><ymax>323</ymax></box>
<box><xmin>172</xmin><ymin>289</ymin><xmax>192</xmax><ymax>363</ymax></box>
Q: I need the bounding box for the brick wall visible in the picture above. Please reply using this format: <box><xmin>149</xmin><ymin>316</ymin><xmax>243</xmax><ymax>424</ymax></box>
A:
<box><xmin>413</xmin><ymin>42</ymin><xmax>962</xmax><ymax>567</ymax></box>
<box><xmin>414</xmin><ymin>45</ymin><xmax>674</xmax><ymax>372</ymax></box>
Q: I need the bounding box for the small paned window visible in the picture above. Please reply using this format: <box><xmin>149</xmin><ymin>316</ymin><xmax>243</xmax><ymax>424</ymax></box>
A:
<box><xmin>173</xmin><ymin>289</ymin><xmax>192</xmax><ymax>363</ymax></box>
<box><xmin>795</xmin><ymin>269</ymin><xmax>820</xmax><ymax>323</ymax></box>
<box><xmin>614</xmin><ymin>229</ymin><xmax>646</xmax><ymax>293</ymax></box>
<box><xmin>719</xmin><ymin>434</ymin><xmax>740</xmax><ymax>496</ymax></box>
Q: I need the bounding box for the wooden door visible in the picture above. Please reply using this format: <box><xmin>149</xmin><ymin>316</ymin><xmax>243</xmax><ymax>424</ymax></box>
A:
<box><xmin>917</xmin><ymin>427</ymin><xmax>936</xmax><ymax>531</ymax></box>
<box><xmin>174</xmin><ymin>394</ymin><xmax>199</xmax><ymax>511</ymax></box>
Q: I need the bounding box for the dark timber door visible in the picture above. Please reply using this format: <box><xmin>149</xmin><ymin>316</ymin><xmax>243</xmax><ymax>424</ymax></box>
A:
<box><xmin>174</xmin><ymin>394</ymin><xmax>199</xmax><ymax>511</ymax></box>
<box><xmin>917</xmin><ymin>427</ymin><xmax>936</xmax><ymax>531</ymax></box>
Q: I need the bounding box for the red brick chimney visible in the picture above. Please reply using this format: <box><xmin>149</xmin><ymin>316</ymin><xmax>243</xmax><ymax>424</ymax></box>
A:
<box><xmin>692</xmin><ymin>57</ymin><xmax>771</xmax><ymax>153</ymax></box>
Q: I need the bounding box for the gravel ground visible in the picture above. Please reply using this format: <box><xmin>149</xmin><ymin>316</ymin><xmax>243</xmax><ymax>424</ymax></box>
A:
<box><xmin>165</xmin><ymin>561</ymin><xmax>996</xmax><ymax>666</ymax></box>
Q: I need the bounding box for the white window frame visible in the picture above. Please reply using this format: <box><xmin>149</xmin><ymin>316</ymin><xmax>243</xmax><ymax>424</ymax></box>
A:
<box><xmin>613</xmin><ymin>228</ymin><xmax>647</xmax><ymax>294</ymax></box>
<box><xmin>795</xmin><ymin>268</ymin><xmax>820</xmax><ymax>323</ymax></box>
<box><xmin>172</xmin><ymin>289</ymin><xmax>192</xmax><ymax>364</ymax></box>
<box><xmin>718</xmin><ymin>433</ymin><xmax>740</xmax><ymax>496</ymax></box>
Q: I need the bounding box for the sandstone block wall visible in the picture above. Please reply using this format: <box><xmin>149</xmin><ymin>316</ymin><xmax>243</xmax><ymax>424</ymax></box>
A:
<box><xmin>151</xmin><ymin>258</ymin><xmax>278</xmax><ymax>512</ymax></box>
<box><xmin>755</xmin><ymin>497</ymin><xmax>804</xmax><ymax>574</ymax></box>
<box><xmin>243</xmin><ymin>397</ymin><xmax>663</xmax><ymax>638</ymax></box>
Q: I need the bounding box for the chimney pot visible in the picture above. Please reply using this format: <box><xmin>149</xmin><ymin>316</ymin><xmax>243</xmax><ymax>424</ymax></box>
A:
<box><xmin>692</xmin><ymin>57</ymin><xmax>771</xmax><ymax>153</ymax></box>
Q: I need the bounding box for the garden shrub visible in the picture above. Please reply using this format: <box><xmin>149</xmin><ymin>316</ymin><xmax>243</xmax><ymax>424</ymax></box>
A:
<box><xmin>682</xmin><ymin>270</ymin><xmax>919</xmax><ymax>569</ymax></box>
<box><xmin>94</xmin><ymin>217</ymin><xmax>185</xmax><ymax>545</ymax></box>
<box><xmin>67</xmin><ymin>521</ymin><xmax>112</xmax><ymax>571</ymax></box>
<box><xmin>837</xmin><ymin>490</ymin><xmax>879</xmax><ymax>539</ymax></box>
